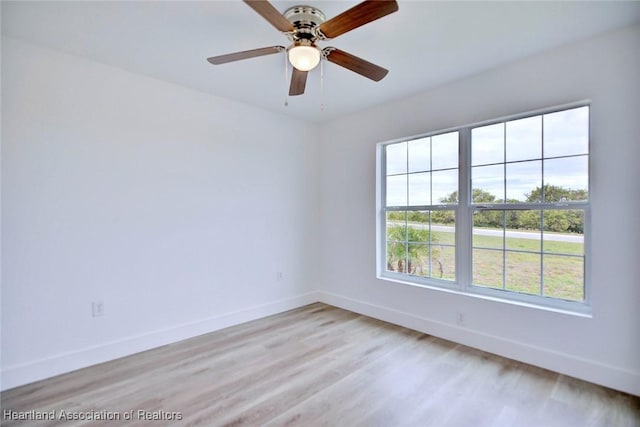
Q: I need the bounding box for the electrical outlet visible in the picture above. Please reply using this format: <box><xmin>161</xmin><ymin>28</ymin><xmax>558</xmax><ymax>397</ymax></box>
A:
<box><xmin>92</xmin><ymin>301</ymin><xmax>104</xmax><ymax>317</ymax></box>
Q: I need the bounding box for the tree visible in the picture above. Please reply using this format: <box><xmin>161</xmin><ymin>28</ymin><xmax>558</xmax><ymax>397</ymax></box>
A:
<box><xmin>434</xmin><ymin>189</ymin><xmax>501</xmax><ymax>226</ymax></box>
<box><xmin>386</xmin><ymin>225</ymin><xmax>439</xmax><ymax>275</ymax></box>
<box><xmin>515</xmin><ymin>210</ymin><xmax>541</xmax><ymax>230</ymax></box>
<box><xmin>430</xmin><ymin>192</ymin><xmax>457</xmax><ymax>224</ymax></box>
<box><xmin>439</xmin><ymin>191</ymin><xmax>459</xmax><ymax>204</ymax></box>
<box><xmin>390</xmin><ymin>185</ymin><xmax>584</xmax><ymax>235</ymax></box>
<box><xmin>471</xmin><ymin>188</ymin><xmax>497</xmax><ymax>203</ymax></box>
<box><xmin>431</xmin><ymin>210</ymin><xmax>455</xmax><ymax>224</ymax></box>
<box><xmin>407</xmin><ymin>211</ymin><xmax>428</xmax><ymax>223</ymax></box>
<box><xmin>435</xmin><ymin>186</ymin><xmax>585</xmax><ymax>233</ymax></box>
<box><xmin>543</xmin><ymin>210</ymin><xmax>570</xmax><ymax>233</ymax></box>
<box><xmin>525</xmin><ymin>185</ymin><xmax>586</xmax><ymax>233</ymax></box>
<box><xmin>470</xmin><ymin>189</ymin><xmax>502</xmax><ymax>228</ymax></box>
<box><xmin>526</xmin><ymin>184</ymin><xmax>587</xmax><ymax>203</ymax></box>
<box><xmin>387</xmin><ymin>211</ymin><xmax>405</xmax><ymax>222</ymax></box>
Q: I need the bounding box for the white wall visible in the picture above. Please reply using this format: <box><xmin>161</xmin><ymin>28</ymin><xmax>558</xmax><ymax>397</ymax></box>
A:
<box><xmin>1</xmin><ymin>37</ymin><xmax>320</xmax><ymax>390</ymax></box>
<box><xmin>318</xmin><ymin>24</ymin><xmax>640</xmax><ymax>396</ymax></box>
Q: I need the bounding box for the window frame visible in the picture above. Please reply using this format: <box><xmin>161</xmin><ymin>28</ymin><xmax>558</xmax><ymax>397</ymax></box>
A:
<box><xmin>376</xmin><ymin>101</ymin><xmax>591</xmax><ymax>314</ymax></box>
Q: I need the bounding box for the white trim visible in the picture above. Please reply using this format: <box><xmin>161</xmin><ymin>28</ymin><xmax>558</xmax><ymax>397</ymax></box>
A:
<box><xmin>377</xmin><ymin>103</ymin><xmax>591</xmax><ymax>313</ymax></box>
<box><xmin>317</xmin><ymin>290</ymin><xmax>640</xmax><ymax>397</ymax></box>
<box><xmin>375</xmin><ymin>143</ymin><xmax>386</xmax><ymax>278</ymax></box>
<box><xmin>0</xmin><ymin>292</ymin><xmax>320</xmax><ymax>391</ymax></box>
<box><xmin>3</xmin><ymin>291</ymin><xmax>638</xmax><ymax>397</ymax></box>
<box><xmin>378</xmin><ymin>273</ymin><xmax>591</xmax><ymax>317</ymax></box>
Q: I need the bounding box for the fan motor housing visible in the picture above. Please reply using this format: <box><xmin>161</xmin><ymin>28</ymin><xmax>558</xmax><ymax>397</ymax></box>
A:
<box><xmin>284</xmin><ymin>5</ymin><xmax>326</xmax><ymax>41</ymax></box>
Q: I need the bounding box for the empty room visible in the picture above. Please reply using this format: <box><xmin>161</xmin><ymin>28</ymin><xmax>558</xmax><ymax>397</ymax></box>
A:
<box><xmin>1</xmin><ymin>1</ymin><xmax>639</xmax><ymax>425</ymax></box>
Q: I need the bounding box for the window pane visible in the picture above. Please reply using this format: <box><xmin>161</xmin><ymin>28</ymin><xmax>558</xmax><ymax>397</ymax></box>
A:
<box><xmin>386</xmin><ymin>175</ymin><xmax>407</xmax><ymax>206</ymax></box>
<box><xmin>472</xmin><ymin>123</ymin><xmax>504</xmax><ymax>166</ymax></box>
<box><xmin>505</xmin><ymin>251</ymin><xmax>541</xmax><ymax>295</ymax></box>
<box><xmin>386</xmin><ymin>142</ymin><xmax>407</xmax><ymax>175</ymax></box>
<box><xmin>408</xmin><ymin>244</ymin><xmax>430</xmax><ymax>277</ymax></box>
<box><xmin>432</xmin><ymin>212</ymin><xmax>456</xmax><ymax>281</ymax></box>
<box><xmin>435</xmin><ymin>245</ymin><xmax>456</xmax><ymax>281</ymax></box>
<box><xmin>387</xmin><ymin>241</ymin><xmax>407</xmax><ymax>273</ymax></box>
<box><xmin>431</xmin><ymin>132</ymin><xmax>458</xmax><ymax>170</ymax></box>
<box><xmin>386</xmin><ymin>211</ymin><xmax>406</xmax><ymax>241</ymax></box>
<box><xmin>543</xmin><ymin>156</ymin><xmax>588</xmax><ymax>200</ymax></box>
<box><xmin>543</xmin><ymin>255</ymin><xmax>584</xmax><ymax>301</ymax></box>
<box><xmin>472</xmin><ymin>164</ymin><xmax>504</xmax><ymax>202</ymax></box>
<box><xmin>407</xmin><ymin>210</ymin><xmax>429</xmax><ymax>224</ymax></box>
<box><xmin>506</xmin><ymin>116</ymin><xmax>542</xmax><ymax>162</ymax></box>
<box><xmin>506</xmin><ymin>160</ymin><xmax>541</xmax><ymax>203</ymax></box>
<box><xmin>385</xmin><ymin>210</ymin><xmax>456</xmax><ymax>281</ymax></box>
<box><xmin>432</xmin><ymin>217</ymin><xmax>455</xmax><ymax>243</ymax></box>
<box><xmin>387</xmin><ymin>209</ymin><xmax>407</xmax><ymax>274</ymax></box>
<box><xmin>543</xmin><ymin>210</ymin><xmax>584</xmax><ymax>255</ymax></box>
<box><xmin>544</xmin><ymin>106</ymin><xmax>589</xmax><ymax>158</ymax></box>
<box><xmin>505</xmin><ymin>210</ymin><xmax>541</xmax><ymax>251</ymax></box>
<box><xmin>408</xmin><ymin>137</ymin><xmax>430</xmax><ymax>173</ymax></box>
<box><xmin>431</xmin><ymin>169</ymin><xmax>458</xmax><ymax>205</ymax></box>
<box><xmin>473</xmin><ymin>210</ymin><xmax>504</xmax><ymax>248</ymax></box>
<box><xmin>473</xmin><ymin>249</ymin><xmax>503</xmax><ymax>289</ymax></box>
<box><xmin>408</xmin><ymin>173</ymin><xmax>430</xmax><ymax>206</ymax></box>
<box><xmin>407</xmin><ymin>211</ymin><xmax>430</xmax><ymax>243</ymax></box>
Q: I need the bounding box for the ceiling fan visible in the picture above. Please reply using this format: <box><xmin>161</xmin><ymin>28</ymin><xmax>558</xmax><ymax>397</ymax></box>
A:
<box><xmin>207</xmin><ymin>0</ymin><xmax>399</xmax><ymax>96</ymax></box>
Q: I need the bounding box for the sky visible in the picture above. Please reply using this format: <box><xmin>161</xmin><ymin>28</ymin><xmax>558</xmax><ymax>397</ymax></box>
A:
<box><xmin>386</xmin><ymin>106</ymin><xmax>589</xmax><ymax>206</ymax></box>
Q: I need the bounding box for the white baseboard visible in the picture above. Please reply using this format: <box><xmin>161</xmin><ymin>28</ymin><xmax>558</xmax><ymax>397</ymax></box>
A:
<box><xmin>317</xmin><ymin>291</ymin><xmax>640</xmax><ymax>397</ymax></box>
<box><xmin>4</xmin><ymin>290</ymin><xmax>638</xmax><ymax>397</ymax></box>
<box><xmin>1</xmin><ymin>291</ymin><xmax>320</xmax><ymax>391</ymax></box>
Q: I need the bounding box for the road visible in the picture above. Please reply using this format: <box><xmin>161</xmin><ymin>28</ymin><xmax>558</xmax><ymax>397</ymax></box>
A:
<box><xmin>401</xmin><ymin>223</ymin><xmax>583</xmax><ymax>243</ymax></box>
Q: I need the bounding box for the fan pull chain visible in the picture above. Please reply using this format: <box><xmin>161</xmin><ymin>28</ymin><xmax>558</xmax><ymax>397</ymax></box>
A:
<box><xmin>284</xmin><ymin>53</ymin><xmax>289</xmax><ymax>107</ymax></box>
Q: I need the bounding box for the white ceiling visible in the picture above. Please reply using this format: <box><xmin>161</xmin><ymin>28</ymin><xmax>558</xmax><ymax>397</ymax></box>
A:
<box><xmin>2</xmin><ymin>1</ymin><xmax>640</xmax><ymax>123</ymax></box>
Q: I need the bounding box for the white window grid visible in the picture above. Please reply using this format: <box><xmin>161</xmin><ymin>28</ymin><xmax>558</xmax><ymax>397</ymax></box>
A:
<box><xmin>377</xmin><ymin>101</ymin><xmax>590</xmax><ymax>313</ymax></box>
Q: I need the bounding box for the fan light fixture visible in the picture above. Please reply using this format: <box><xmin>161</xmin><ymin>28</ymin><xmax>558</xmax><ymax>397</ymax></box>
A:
<box><xmin>288</xmin><ymin>44</ymin><xmax>321</xmax><ymax>71</ymax></box>
<box><xmin>207</xmin><ymin>1</ymin><xmax>398</xmax><ymax>96</ymax></box>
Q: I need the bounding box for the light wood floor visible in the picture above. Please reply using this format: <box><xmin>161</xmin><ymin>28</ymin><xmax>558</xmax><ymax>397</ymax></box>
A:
<box><xmin>2</xmin><ymin>303</ymin><xmax>639</xmax><ymax>426</ymax></box>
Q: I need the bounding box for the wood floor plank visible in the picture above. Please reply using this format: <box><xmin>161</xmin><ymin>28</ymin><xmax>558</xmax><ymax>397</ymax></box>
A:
<box><xmin>2</xmin><ymin>303</ymin><xmax>638</xmax><ymax>426</ymax></box>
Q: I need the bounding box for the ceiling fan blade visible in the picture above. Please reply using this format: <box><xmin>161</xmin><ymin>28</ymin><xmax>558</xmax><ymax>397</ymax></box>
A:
<box><xmin>324</xmin><ymin>48</ymin><xmax>389</xmax><ymax>81</ymax></box>
<box><xmin>207</xmin><ymin>46</ymin><xmax>285</xmax><ymax>65</ymax></box>
<box><xmin>289</xmin><ymin>68</ymin><xmax>308</xmax><ymax>96</ymax></box>
<box><xmin>317</xmin><ymin>0</ymin><xmax>398</xmax><ymax>39</ymax></box>
<box><xmin>244</xmin><ymin>0</ymin><xmax>293</xmax><ymax>33</ymax></box>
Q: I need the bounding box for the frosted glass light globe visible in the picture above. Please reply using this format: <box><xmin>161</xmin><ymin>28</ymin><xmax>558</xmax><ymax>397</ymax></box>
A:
<box><xmin>288</xmin><ymin>46</ymin><xmax>321</xmax><ymax>71</ymax></box>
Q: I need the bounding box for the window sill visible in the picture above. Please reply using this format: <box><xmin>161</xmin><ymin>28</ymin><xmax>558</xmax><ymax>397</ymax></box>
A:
<box><xmin>377</xmin><ymin>273</ymin><xmax>592</xmax><ymax>318</ymax></box>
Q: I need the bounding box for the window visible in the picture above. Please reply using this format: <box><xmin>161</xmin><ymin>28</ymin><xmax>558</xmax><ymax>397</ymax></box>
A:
<box><xmin>378</xmin><ymin>104</ymin><xmax>589</xmax><ymax>312</ymax></box>
<box><xmin>385</xmin><ymin>132</ymin><xmax>459</xmax><ymax>280</ymax></box>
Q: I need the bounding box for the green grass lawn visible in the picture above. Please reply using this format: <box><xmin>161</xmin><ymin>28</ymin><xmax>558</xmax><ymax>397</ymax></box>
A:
<box><xmin>398</xmin><ymin>228</ymin><xmax>584</xmax><ymax>301</ymax></box>
<box><xmin>471</xmin><ymin>233</ymin><xmax>583</xmax><ymax>255</ymax></box>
